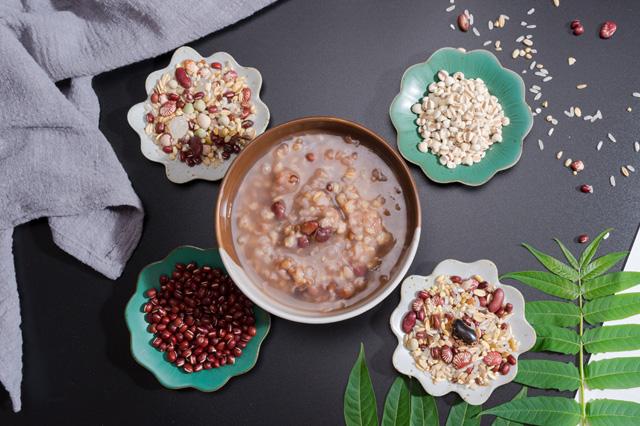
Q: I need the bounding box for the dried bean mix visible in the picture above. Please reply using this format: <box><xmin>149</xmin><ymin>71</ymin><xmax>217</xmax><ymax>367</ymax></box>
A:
<box><xmin>401</xmin><ymin>274</ymin><xmax>519</xmax><ymax>388</ymax></box>
<box><xmin>144</xmin><ymin>59</ymin><xmax>257</xmax><ymax>167</ymax></box>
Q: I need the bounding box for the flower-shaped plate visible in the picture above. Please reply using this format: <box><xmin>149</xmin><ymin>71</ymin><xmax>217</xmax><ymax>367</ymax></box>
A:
<box><xmin>390</xmin><ymin>48</ymin><xmax>533</xmax><ymax>186</ymax></box>
<box><xmin>125</xmin><ymin>246</ymin><xmax>270</xmax><ymax>391</ymax></box>
<box><xmin>389</xmin><ymin>259</ymin><xmax>536</xmax><ymax>405</ymax></box>
<box><xmin>127</xmin><ymin>46</ymin><xmax>270</xmax><ymax>183</ymax></box>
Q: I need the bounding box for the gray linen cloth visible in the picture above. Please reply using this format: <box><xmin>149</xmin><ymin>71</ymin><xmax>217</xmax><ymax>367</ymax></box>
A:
<box><xmin>0</xmin><ymin>0</ymin><xmax>274</xmax><ymax>412</ymax></box>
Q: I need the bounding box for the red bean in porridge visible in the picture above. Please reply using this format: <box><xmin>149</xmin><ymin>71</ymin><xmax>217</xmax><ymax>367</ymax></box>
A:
<box><xmin>232</xmin><ymin>132</ymin><xmax>408</xmax><ymax>311</ymax></box>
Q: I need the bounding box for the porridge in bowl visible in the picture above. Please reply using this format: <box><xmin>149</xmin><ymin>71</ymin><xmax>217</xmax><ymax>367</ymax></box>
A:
<box><xmin>232</xmin><ymin>132</ymin><xmax>408</xmax><ymax>312</ymax></box>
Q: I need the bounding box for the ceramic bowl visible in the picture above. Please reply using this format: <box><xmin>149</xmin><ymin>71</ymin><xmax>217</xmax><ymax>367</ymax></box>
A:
<box><xmin>389</xmin><ymin>259</ymin><xmax>536</xmax><ymax>405</ymax></box>
<box><xmin>216</xmin><ymin>116</ymin><xmax>421</xmax><ymax>323</ymax></box>
<box><xmin>125</xmin><ymin>246</ymin><xmax>270</xmax><ymax>391</ymax></box>
<box><xmin>389</xmin><ymin>48</ymin><xmax>533</xmax><ymax>186</ymax></box>
<box><xmin>127</xmin><ymin>46</ymin><xmax>270</xmax><ymax>183</ymax></box>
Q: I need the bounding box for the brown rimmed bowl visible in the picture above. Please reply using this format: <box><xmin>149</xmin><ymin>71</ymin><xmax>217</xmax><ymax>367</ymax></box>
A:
<box><xmin>215</xmin><ymin>116</ymin><xmax>421</xmax><ymax>323</ymax></box>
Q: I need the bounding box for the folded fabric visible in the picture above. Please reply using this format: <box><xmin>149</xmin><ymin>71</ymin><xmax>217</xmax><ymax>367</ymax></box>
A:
<box><xmin>0</xmin><ymin>0</ymin><xmax>275</xmax><ymax>412</ymax></box>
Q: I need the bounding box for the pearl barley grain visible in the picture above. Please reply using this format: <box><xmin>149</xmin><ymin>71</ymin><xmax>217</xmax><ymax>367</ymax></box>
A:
<box><xmin>411</xmin><ymin>70</ymin><xmax>509</xmax><ymax>168</ymax></box>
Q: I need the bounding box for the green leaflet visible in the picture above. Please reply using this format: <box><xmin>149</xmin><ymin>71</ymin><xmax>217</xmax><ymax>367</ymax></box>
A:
<box><xmin>344</xmin><ymin>344</ymin><xmax>378</xmax><ymax>426</ymax></box>
<box><xmin>584</xmin><ymin>272</ymin><xmax>640</xmax><ymax>299</ymax></box>
<box><xmin>491</xmin><ymin>387</ymin><xmax>528</xmax><ymax>426</ymax></box>
<box><xmin>583</xmin><ymin>325</ymin><xmax>640</xmax><ymax>353</ymax></box>
<box><xmin>382</xmin><ymin>377</ymin><xmax>411</xmax><ymax>426</ymax></box>
<box><xmin>481</xmin><ymin>396</ymin><xmax>581</xmax><ymax>426</ymax></box>
<box><xmin>581</xmin><ymin>251</ymin><xmax>628</xmax><ymax>281</ymax></box>
<box><xmin>585</xmin><ymin>357</ymin><xmax>640</xmax><ymax>389</ymax></box>
<box><xmin>531</xmin><ymin>324</ymin><xmax>581</xmax><ymax>355</ymax></box>
<box><xmin>408</xmin><ymin>380</ymin><xmax>438</xmax><ymax>426</ymax></box>
<box><xmin>500</xmin><ymin>271</ymin><xmax>578</xmax><ymax>300</ymax></box>
<box><xmin>579</xmin><ymin>228</ymin><xmax>614</xmax><ymax>269</ymax></box>
<box><xmin>445</xmin><ymin>400</ymin><xmax>481</xmax><ymax>426</ymax></box>
<box><xmin>584</xmin><ymin>293</ymin><xmax>640</xmax><ymax>324</ymax></box>
<box><xmin>587</xmin><ymin>399</ymin><xmax>640</xmax><ymax>426</ymax></box>
<box><xmin>514</xmin><ymin>360</ymin><xmax>580</xmax><ymax>391</ymax></box>
<box><xmin>522</xmin><ymin>243</ymin><xmax>579</xmax><ymax>281</ymax></box>
<box><xmin>525</xmin><ymin>301</ymin><xmax>580</xmax><ymax>327</ymax></box>
<box><xmin>554</xmin><ymin>238</ymin><xmax>580</xmax><ymax>270</ymax></box>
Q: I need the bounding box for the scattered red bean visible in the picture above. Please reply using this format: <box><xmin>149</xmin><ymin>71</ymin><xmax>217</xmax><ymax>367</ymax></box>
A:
<box><xmin>271</xmin><ymin>200</ymin><xmax>286</xmax><ymax>220</ymax></box>
<box><xmin>505</xmin><ymin>302</ymin><xmax>513</xmax><ymax>314</ymax></box>
<box><xmin>175</xmin><ymin>67</ymin><xmax>192</xmax><ymax>89</ymax></box>
<box><xmin>457</xmin><ymin>13</ymin><xmax>470</xmax><ymax>32</ymax></box>
<box><xmin>570</xmin><ymin>160</ymin><xmax>584</xmax><ymax>172</ymax></box>
<box><xmin>143</xmin><ymin>262</ymin><xmax>256</xmax><ymax>373</ymax></box>
<box><xmin>487</xmin><ymin>289</ymin><xmax>504</xmax><ymax>313</ymax></box>
<box><xmin>570</xmin><ymin>20</ymin><xmax>584</xmax><ymax>36</ymax></box>
<box><xmin>600</xmin><ymin>21</ymin><xmax>617</xmax><ymax>39</ymax></box>
<box><xmin>211</xmin><ymin>62</ymin><xmax>222</xmax><ymax>69</ymax></box>
<box><xmin>314</xmin><ymin>227</ymin><xmax>333</xmax><ymax>243</ymax></box>
<box><xmin>507</xmin><ymin>354</ymin><xmax>517</xmax><ymax>365</ymax></box>
<box><xmin>578</xmin><ymin>234</ymin><xmax>590</xmax><ymax>244</ymax></box>
<box><xmin>402</xmin><ymin>311</ymin><xmax>417</xmax><ymax>333</ymax></box>
<box><xmin>297</xmin><ymin>235</ymin><xmax>310</xmax><ymax>248</ymax></box>
<box><xmin>580</xmin><ymin>184</ymin><xmax>593</xmax><ymax>194</ymax></box>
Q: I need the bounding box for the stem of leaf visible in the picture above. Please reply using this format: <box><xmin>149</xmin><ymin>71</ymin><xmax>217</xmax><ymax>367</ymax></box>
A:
<box><xmin>578</xmin><ymin>269</ymin><xmax>586</xmax><ymax>426</ymax></box>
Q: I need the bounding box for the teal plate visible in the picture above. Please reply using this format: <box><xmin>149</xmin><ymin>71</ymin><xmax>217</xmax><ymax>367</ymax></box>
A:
<box><xmin>390</xmin><ymin>47</ymin><xmax>533</xmax><ymax>186</ymax></box>
<box><xmin>125</xmin><ymin>246</ymin><xmax>270</xmax><ymax>391</ymax></box>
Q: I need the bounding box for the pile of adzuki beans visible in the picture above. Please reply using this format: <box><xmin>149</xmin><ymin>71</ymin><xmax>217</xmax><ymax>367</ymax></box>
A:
<box><xmin>143</xmin><ymin>262</ymin><xmax>256</xmax><ymax>373</ymax></box>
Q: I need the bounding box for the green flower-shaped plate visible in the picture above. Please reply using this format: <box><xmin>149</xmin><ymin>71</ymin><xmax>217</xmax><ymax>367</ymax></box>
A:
<box><xmin>125</xmin><ymin>246</ymin><xmax>270</xmax><ymax>391</ymax></box>
<box><xmin>390</xmin><ymin>47</ymin><xmax>533</xmax><ymax>186</ymax></box>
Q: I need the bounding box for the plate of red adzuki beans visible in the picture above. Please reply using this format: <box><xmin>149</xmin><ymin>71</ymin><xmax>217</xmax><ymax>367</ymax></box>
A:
<box><xmin>125</xmin><ymin>246</ymin><xmax>270</xmax><ymax>391</ymax></box>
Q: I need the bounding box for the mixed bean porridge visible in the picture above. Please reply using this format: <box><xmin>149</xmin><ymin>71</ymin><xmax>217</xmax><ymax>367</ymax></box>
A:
<box><xmin>401</xmin><ymin>274</ymin><xmax>519</xmax><ymax>388</ymax></box>
<box><xmin>232</xmin><ymin>133</ymin><xmax>408</xmax><ymax>312</ymax></box>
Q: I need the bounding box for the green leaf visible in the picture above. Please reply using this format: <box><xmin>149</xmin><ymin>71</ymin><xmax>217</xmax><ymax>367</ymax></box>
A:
<box><xmin>500</xmin><ymin>271</ymin><xmax>578</xmax><ymax>300</ymax></box>
<box><xmin>382</xmin><ymin>377</ymin><xmax>411</xmax><ymax>426</ymax></box>
<box><xmin>344</xmin><ymin>344</ymin><xmax>378</xmax><ymax>426</ymax></box>
<box><xmin>514</xmin><ymin>360</ymin><xmax>580</xmax><ymax>391</ymax></box>
<box><xmin>587</xmin><ymin>399</ymin><xmax>640</xmax><ymax>426</ymax></box>
<box><xmin>584</xmin><ymin>272</ymin><xmax>640</xmax><ymax>300</ymax></box>
<box><xmin>522</xmin><ymin>243</ymin><xmax>579</xmax><ymax>281</ymax></box>
<box><xmin>584</xmin><ymin>293</ymin><xmax>640</xmax><ymax>324</ymax></box>
<box><xmin>445</xmin><ymin>400</ymin><xmax>481</xmax><ymax>426</ymax></box>
<box><xmin>586</xmin><ymin>357</ymin><xmax>640</xmax><ymax>389</ymax></box>
<box><xmin>531</xmin><ymin>324</ymin><xmax>581</xmax><ymax>354</ymax></box>
<box><xmin>481</xmin><ymin>396</ymin><xmax>581</xmax><ymax>426</ymax></box>
<box><xmin>584</xmin><ymin>325</ymin><xmax>640</xmax><ymax>353</ymax></box>
<box><xmin>554</xmin><ymin>238</ymin><xmax>580</xmax><ymax>270</ymax></box>
<box><xmin>579</xmin><ymin>228</ymin><xmax>614</xmax><ymax>269</ymax></box>
<box><xmin>525</xmin><ymin>301</ymin><xmax>580</xmax><ymax>327</ymax></box>
<box><xmin>491</xmin><ymin>387</ymin><xmax>528</xmax><ymax>426</ymax></box>
<box><xmin>408</xmin><ymin>380</ymin><xmax>438</xmax><ymax>426</ymax></box>
<box><xmin>581</xmin><ymin>251</ymin><xmax>628</xmax><ymax>280</ymax></box>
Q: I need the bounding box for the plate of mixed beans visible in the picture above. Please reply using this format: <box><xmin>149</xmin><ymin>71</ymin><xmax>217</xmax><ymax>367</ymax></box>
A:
<box><xmin>127</xmin><ymin>46</ymin><xmax>270</xmax><ymax>183</ymax></box>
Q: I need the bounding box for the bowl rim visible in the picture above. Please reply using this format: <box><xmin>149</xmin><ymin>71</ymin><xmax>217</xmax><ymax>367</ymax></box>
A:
<box><xmin>126</xmin><ymin>45</ymin><xmax>270</xmax><ymax>184</ymax></box>
<box><xmin>389</xmin><ymin>259</ymin><xmax>536</xmax><ymax>405</ymax></box>
<box><xmin>124</xmin><ymin>245</ymin><xmax>271</xmax><ymax>391</ymax></box>
<box><xmin>215</xmin><ymin>115</ymin><xmax>422</xmax><ymax>323</ymax></box>
<box><xmin>389</xmin><ymin>47</ymin><xmax>533</xmax><ymax>186</ymax></box>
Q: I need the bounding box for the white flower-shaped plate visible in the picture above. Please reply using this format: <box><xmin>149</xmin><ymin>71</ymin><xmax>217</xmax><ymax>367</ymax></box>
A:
<box><xmin>127</xmin><ymin>46</ymin><xmax>270</xmax><ymax>183</ymax></box>
<box><xmin>390</xmin><ymin>259</ymin><xmax>536</xmax><ymax>405</ymax></box>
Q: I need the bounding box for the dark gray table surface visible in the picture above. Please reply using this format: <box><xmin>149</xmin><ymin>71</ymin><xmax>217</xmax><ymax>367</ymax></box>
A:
<box><xmin>3</xmin><ymin>0</ymin><xmax>640</xmax><ymax>424</ymax></box>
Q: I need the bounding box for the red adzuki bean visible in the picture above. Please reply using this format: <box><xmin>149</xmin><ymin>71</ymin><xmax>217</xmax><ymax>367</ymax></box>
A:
<box><xmin>142</xmin><ymin>261</ymin><xmax>256</xmax><ymax>373</ymax></box>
